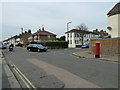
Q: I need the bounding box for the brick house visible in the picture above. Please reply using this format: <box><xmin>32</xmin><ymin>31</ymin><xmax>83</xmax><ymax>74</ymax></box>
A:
<box><xmin>19</xmin><ymin>30</ymin><xmax>32</xmax><ymax>46</ymax></box>
<box><xmin>28</xmin><ymin>27</ymin><xmax>57</xmax><ymax>43</ymax></box>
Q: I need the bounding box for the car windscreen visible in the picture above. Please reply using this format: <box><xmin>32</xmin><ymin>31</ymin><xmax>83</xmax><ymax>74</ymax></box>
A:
<box><xmin>37</xmin><ymin>44</ymin><xmax>44</xmax><ymax>48</ymax></box>
<box><xmin>28</xmin><ymin>44</ymin><xmax>35</xmax><ymax>47</ymax></box>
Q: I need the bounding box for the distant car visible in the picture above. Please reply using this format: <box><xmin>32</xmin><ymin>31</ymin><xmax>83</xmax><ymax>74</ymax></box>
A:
<box><xmin>27</xmin><ymin>44</ymin><xmax>48</xmax><ymax>52</ymax></box>
<box><xmin>0</xmin><ymin>44</ymin><xmax>7</xmax><ymax>49</ymax></box>
<box><xmin>81</xmin><ymin>44</ymin><xmax>90</xmax><ymax>48</ymax></box>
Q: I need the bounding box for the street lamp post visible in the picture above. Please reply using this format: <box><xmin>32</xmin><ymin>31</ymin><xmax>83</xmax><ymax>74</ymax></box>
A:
<box><xmin>67</xmin><ymin>22</ymin><xmax>72</xmax><ymax>32</ymax></box>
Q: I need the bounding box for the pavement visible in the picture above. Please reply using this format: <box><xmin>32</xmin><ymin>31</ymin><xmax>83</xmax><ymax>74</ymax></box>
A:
<box><xmin>72</xmin><ymin>49</ymin><xmax>119</xmax><ymax>62</ymax></box>
<box><xmin>0</xmin><ymin>50</ymin><xmax>21</xmax><ymax>89</ymax></box>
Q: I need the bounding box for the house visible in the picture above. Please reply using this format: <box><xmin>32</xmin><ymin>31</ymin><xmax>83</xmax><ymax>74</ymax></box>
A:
<box><xmin>19</xmin><ymin>30</ymin><xmax>32</xmax><ymax>46</ymax></box>
<box><xmin>93</xmin><ymin>29</ymin><xmax>109</xmax><ymax>38</ymax></box>
<box><xmin>107</xmin><ymin>2</ymin><xmax>120</xmax><ymax>38</ymax></box>
<box><xmin>28</xmin><ymin>27</ymin><xmax>57</xmax><ymax>43</ymax></box>
<box><xmin>3</xmin><ymin>30</ymin><xmax>32</xmax><ymax>46</ymax></box>
<box><xmin>3</xmin><ymin>35</ymin><xmax>19</xmax><ymax>46</ymax></box>
<box><xmin>65</xmin><ymin>29</ymin><xmax>99</xmax><ymax>48</ymax></box>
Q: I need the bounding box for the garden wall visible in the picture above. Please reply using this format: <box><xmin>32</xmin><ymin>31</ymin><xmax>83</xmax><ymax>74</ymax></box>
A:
<box><xmin>90</xmin><ymin>38</ymin><xmax>120</xmax><ymax>56</ymax></box>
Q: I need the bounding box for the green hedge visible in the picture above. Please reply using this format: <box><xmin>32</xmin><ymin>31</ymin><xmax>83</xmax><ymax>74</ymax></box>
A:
<box><xmin>43</xmin><ymin>41</ymin><xmax>68</xmax><ymax>48</ymax></box>
<box><xmin>28</xmin><ymin>41</ymin><xmax>68</xmax><ymax>48</ymax></box>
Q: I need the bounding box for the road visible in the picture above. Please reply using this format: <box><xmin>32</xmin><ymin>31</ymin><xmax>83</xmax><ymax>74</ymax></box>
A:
<box><xmin>2</xmin><ymin>47</ymin><xmax>118</xmax><ymax>88</ymax></box>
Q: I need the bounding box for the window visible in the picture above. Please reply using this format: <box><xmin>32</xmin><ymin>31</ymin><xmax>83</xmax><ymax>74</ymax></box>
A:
<box><xmin>77</xmin><ymin>34</ymin><xmax>79</xmax><ymax>37</ymax></box>
<box><xmin>48</xmin><ymin>35</ymin><xmax>51</xmax><ymax>38</ymax></box>
<box><xmin>75</xmin><ymin>34</ymin><xmax>76</xmax><ymax>37</ymax></box>
<box><xmin>75</xmin><ymin>40</ymin><xmax>79</xmax><ymax>44</ymax></box>
<box><xmin>75</xmin><ymin>40</ymin><xmax>76</xmax><ymax>44</ymax></box>
<box><xmin>88</xmin><ymin>34</ymin><xmax>90</xmax><ymax>38</ymax></box>
<box><xmin>68</xmin><ymin>34</ymin><xmax>69</xmax><ymax>37</ymax></box>
<box><xmin>77</xmin><ymin>40</ymin><xmax>79</xmax><ymax>44</ymax></box>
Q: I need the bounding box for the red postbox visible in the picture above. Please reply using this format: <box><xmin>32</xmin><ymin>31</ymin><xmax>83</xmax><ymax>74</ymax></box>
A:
<box><xmin>95</xmin><ymin>43</ymin><xmax>100</xmax><ymax>58</ymax></box>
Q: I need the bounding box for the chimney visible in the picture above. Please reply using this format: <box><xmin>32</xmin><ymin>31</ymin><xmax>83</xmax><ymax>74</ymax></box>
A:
<box><xmin>19</xmin><ymin>34</ymin><xmax>22</xmax><ymax>36</ymax></box>
<box><xmin>28</xmin><ymin>29</ymin><xmax>31</xmax><ymax>33</ymax></box>
<box><xmin>21</xmin><ymin>28</ymin><xmax>23</xmax><ymax>33</ymax></box>
<box><xmin>100</xmin><ymin>30</ymin><xmax>103</xmax><ymax>32</ymax></box>
<box><xmin>42</xmin><ymin>24</ymin><xmax>44</xmax><ymax>31</ymax></box>
<box><xmin>96</xmin><ymin>29</ymin><xmax>98</xmax><ymax>32</ymax></box>
<box><xmin>25</xmin><ymin>31</ymin><xmax>27</xmax><ymax>33</ymax></box>
<box><xmin>42</xmin><ymin>27</ymin><xmax>44</xmax><ymax>31</ymax></box>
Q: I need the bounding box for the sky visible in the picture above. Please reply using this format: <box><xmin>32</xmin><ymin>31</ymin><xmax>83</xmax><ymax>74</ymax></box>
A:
<box><xmin>1</xmin><ymin>2</ymin><xmax>117</xmax><ymax>40</ymax></box>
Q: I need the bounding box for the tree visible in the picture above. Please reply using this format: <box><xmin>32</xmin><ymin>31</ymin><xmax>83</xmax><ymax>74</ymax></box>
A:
<box><xmin>57</xmin><ymin>36</ymin><xmax>65</xmax><ymax>41</ymax></box>
<box><xmin>75</xmin><ymin>24</ymin><xmax>88</xmax><ymax>45</ymax></box>
<box><xmin>59</xmin><ymin>36</ymin><xmax>65</xmax><ymax>41</ymax></box>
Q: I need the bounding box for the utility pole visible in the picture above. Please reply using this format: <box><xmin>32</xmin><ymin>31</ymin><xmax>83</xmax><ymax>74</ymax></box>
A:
<box><xmin>21</xmin><ymin>28</ymin><xmax>23</xmax><ymax>33</ymax></box>
<box><xmin>67</xmin><ymin>22</ymin><xmax>72</xmax><ymax>32</ymax></box>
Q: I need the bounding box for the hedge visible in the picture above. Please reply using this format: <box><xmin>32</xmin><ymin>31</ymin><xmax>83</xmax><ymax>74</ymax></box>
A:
<box><xmin>28</xmin><ymin>41</ymin><xmax>68</xmax><ymax>48</ymax></box>
<box><xmin>43</xmin><ymin>41</ymin><xmax>68</xmax><ymax>48</ymax></box>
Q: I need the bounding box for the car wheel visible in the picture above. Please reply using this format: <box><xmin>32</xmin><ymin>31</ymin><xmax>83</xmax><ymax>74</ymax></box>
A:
<box><xmin>28</xmin><ymin>48</ymin><xmax>31</xmax><ymax>51</ymax></box>
<box><xmin>38</xmin><ymin>49</ymin><xmax>40</xmax><ymax>52</ymax></box>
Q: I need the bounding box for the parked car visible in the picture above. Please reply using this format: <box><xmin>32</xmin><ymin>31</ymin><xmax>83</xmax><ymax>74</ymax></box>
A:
<box><xmin>27</xmin><ymin>44</ymin><xmax>48</xmax><ymax>52</ymax></box>
<box><xmin>0</xmin><ymin>44</ymin><xmax>7</xmax><ymax>49</ymax></box>
<box><xmin>81</xmin><ymin>44</ymin><xmax>90</xmax><ymax>48</ymax></box>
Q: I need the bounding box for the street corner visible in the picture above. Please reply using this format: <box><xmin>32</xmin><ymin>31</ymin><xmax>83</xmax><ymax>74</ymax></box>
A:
<box><xmin>72</xmin><ymin>51</ymin><xmax>94</xmax><ymax>59</ymax></box>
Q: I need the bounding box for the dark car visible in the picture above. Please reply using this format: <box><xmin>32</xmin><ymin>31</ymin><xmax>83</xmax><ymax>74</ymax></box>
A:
<box><xmin>0</xmin><ymin>44</ymin><xmax>7</xmax><ymax>49</ymax></box>
<box><xmin>81</xmin><ymin>44</ymin><xmax>90</xmax><ymax>48</ymax></box>
<box><xmin>27</xmin><ymin>44</ymin><xmax>48</xmax><ymax>52</ymax></box>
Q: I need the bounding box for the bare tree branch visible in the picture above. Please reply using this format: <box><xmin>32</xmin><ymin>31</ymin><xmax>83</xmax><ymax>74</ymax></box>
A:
<box><xmin>75</xmin><ymin>24</ymin><xmax>88</xmax><ymax>31</ymax></box>
<box><xmin>75</xmin><ymin>23</ymin><xmax>88</xmax><ymax>45</ymax></box>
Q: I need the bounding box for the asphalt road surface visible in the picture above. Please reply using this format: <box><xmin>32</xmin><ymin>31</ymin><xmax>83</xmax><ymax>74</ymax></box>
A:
<box><xmin>2</xmin><ymin>47</ymin><xmax>118</xmax><ymax>88</ymax></box>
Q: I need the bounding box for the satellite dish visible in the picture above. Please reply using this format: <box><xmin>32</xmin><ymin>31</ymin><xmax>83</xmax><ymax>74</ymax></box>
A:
<box><xmin>107</xmin><ymin>26</ymin><xmax>112</xmax><ymax>30</ymax></box>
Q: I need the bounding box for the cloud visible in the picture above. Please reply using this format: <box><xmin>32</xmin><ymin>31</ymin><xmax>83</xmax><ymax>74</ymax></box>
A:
<box><xmin>2</xmin><ymin>2</ymin><xmax>115</xmax><ymax>39</ymax></box>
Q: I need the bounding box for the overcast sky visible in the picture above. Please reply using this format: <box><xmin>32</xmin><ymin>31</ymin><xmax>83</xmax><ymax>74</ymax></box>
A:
<box><xmin>1</xmin><ymin>2</ymin><xmax>116</xmax><ymax>40</ymax></box>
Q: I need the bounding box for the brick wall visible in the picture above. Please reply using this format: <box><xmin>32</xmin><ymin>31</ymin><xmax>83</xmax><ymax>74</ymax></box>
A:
<box><xmin>90</xmin><ymin>38</ymin><xmax>120</xmax><ymax>56</ymax></box>
<box><xmin>20</xmin><ymin>32</ymin><xmax>32</xmax><ymax>45</ymax></box>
